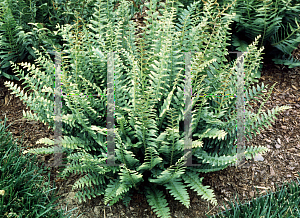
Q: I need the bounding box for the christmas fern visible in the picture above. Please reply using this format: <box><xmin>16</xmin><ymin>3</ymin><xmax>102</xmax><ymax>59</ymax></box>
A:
<box><xmin>4</xmin><ymin>0</ymin><xmax>292</xmax><ymax>217</ymax></box>
<box><xmin>228</xmin><ymin>0</ymin><xmax>300</xmax><ymax>68</ymax></box>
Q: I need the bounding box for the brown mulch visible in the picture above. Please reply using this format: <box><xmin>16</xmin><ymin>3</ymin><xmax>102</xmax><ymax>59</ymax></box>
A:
<box><xmin>1</xmin><ymin>2</ymin><xmax>300</xmax><ymax>218</ymax></box>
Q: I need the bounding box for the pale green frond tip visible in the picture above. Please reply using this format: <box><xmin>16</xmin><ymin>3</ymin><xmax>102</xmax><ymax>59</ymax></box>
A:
<box><xmin>36</xmin><ymin>137</ymin><xmax>55</xmax><ymax>145</ymax></box>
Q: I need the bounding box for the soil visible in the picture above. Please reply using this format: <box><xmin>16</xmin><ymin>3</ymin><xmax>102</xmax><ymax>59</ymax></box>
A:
<box><xmin>1</xmin><ymin>2</ymin><xmax>300</xmax><ymax>218</ymax></box>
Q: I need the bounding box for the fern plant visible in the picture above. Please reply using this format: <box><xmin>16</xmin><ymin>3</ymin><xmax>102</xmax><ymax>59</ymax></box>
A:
<box><xmin>0</xmin><ymin>0</ymin><xmax>107</xmax><ymax>81</ymax></box>
<box><xmin>227</xmin><ymin>0</ymin><xmax>300</xmax><ymax>68</ymax></box>
<box><xmin>0</xmin><ymin>0</ymin><xmax>33</xmax><ymax>80</ymax></box>
<box><xmin>0</xmin><ymin>0</ymin><xmax>60</xmax><ymax>81</ymax></box>
<box><xmin>4</xmin><ymin>0</ymin><xmax>292</xmax><ymax>217</ymax></box>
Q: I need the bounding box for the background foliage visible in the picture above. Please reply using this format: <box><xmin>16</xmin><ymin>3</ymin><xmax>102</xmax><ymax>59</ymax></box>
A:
<box><xmin>0</xmin><ymin>0</ymin><xmax>102</xmax><ymax>80</ymax></box>
<box><xmin>1</xmin><ymin>0</ymin><xmax>300</xmax><ymax>81</ymax></box>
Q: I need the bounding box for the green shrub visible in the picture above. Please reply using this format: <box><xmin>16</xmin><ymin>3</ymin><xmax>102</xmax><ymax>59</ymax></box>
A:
<box><xmin>4</xmin><ymin>0</ymin><xmax>291</xmax><ymax>217</ymax></box>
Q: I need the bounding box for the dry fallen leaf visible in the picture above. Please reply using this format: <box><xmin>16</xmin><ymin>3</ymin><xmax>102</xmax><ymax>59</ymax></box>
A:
<box><xmin>0</xmin><ymin>190</ymin><xmax>5</xmax><ymax>196</ymax></box>
<box><xmin>284</xmin><ymin>136</ymin><xmax>289</xmax><ymax>143</ymax></box>
<box><xmin>249</xmin><ymin>191</ymin><xmax>254</xmax><ymax>197</ymax></box>
<box><xmin>270</xmin><ymin>166</ymin><xmax>276</xmax><ymax>176</ymax></box>
<box><xmin>292</xmin><ymin>85</ymin><xmax>298</xmax><ymax>90</ymax></box>
<box><xmin>265</xmin><ymin>139</ymin><xmax>272</xmax><ymax>143</ymax></box>
<box><xmin>5</xmin><ymin>95</ymin><xmax>8</xmax><ymax>105</ymax></box>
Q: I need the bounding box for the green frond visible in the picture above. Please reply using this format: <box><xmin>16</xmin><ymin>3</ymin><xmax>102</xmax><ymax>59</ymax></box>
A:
<box><xmin>245</xmin><ymin>105</ymin><xmax>292</xmax><ymax>141</ymax></box>
<box><xmin>115</xmin><ymin>137</ymin><xmax>140</xmax><ymax>168</ymax></box>
<box><xmin>148</xmin><ymin>165</ymin><xmax>185</xmax><ymax>186</ymax></box>
<box><xmin>231</xmin><ymin>34</ymin><xmax>249</xmax><ymax>52</ymax></box>
<box><xmin>194</xmin><ymin>128</ymin><xmax>228</xmax><ymax>141</ymax></box>
<box><xmin>22</xmin><ymin>110</ymin><xmax>42</xmax><ymax>123</ymax></box>
<box><xmin>118</xmin><ymin>165</ymin><xmax>143</xmax><ymax>191</ymax></box>
<box><xmin>145</xmin><ymin>184</ymin><xmax>171</xmax><ymax>218</ymax></box>
<box><xmin>35</xmin><ymin>137</ymin><xmax>56</xmax><ymax>146</ymax></box>
<box><xmin>103</xmin><ymin>178</ymin><xmax>127</xmax><ymax>206</ymax></box>
<box><xmin>194</xmin><ymin>149</ymin><xmax>237</xmax><ymax>167</ymax></box>
<box><xmin>182</xmin><ymin>171</ymin><xmax>217</xmax><ymax>206</ymax></box>
<box><xmin>137</xmin><ymin>146</ymin><xmax>163</xmax><ymax>172</ymax></box>
<box><xmin>157</xmin><ymin>71</ymin><xmax>183</xmax><ymax>130</ymax></box>
<box><xmin>164</xmin><ymin>178</ymin><xmax>190</xmax><ymax>209</ymax></box>
<box><xmin>175</xmin><ymin>0</ymin><xmax>201</xmax><ymax>52</ymax></box>
<box><xmin>157</xmin><ymin>108</ymin><xmax>185</xmax><ymax>166</ymax></box>
<box><xmin>272</xmin><ymin>54</ymin><xmax>300</xmax><ymax>68</ymax></box>
<box><xmin>57</xmin><ymin>152</ymin><xmax>107</xmax><ymax>180</ymax></box>
<box><xmin>192</xmin><ymin>140</ymin><xmax>204</xmax><ymax>149</ymax></box>
<box><xmin>242</xmin><ymin>34</ymin><xmax>265</xmax><ymax>86</ymax></box>
<box><xmin>21</xmin><ymin>146</ymin><xmax>65</xmax><ymax>156</ymax></box>
<box><xmin>148</xmin><ymin>152</ymin><xmax>190</xmax><ymax>185</ymax></box>
<box><xmin>244</xmin><ymin>145</ymin><xmax>269</xmax><ymax>160</ymax></box>
<box><xmin>230</xmin><ymin>0</ymin><xmax>300</xmax><ymax>68</ymax></box>
<box><xmin>245</xmin><ymin>82</ymin><xmax>268</xmax><ymax>102</ymax></box>
<box><xmin>74</xmin><ymin>185</ymin><xmax>104</xmax><ymax>204</ymax></box>
<box><xmin>57</xmin><ymin>135</ymin><xmax>92</xmax><ymax>151</ymax></box>
<box><xmin>188</xmin><ymin>163</ymin><xmax>231</xmax><ymax>174</ymax></box>
<box><xmin>270</xmin><ymin>18</ymin><xmax>300</xmax><ymax>55</ymax></box>
<box><xmin>72</xmin><ymin>172</ymin><xmax>105</xmax><ymax>190</ymax></box>
<box><xmin>0</xmin><ymin>0</ymin><xmax>33</xmax><ymax>80</ymax></box>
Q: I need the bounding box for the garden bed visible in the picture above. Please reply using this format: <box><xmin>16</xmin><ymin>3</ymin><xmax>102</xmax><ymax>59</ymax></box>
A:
<box><xmin>1</xmin><ymin>52</ymin><xmax>300</xmax><ymax>217</ymax></box>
